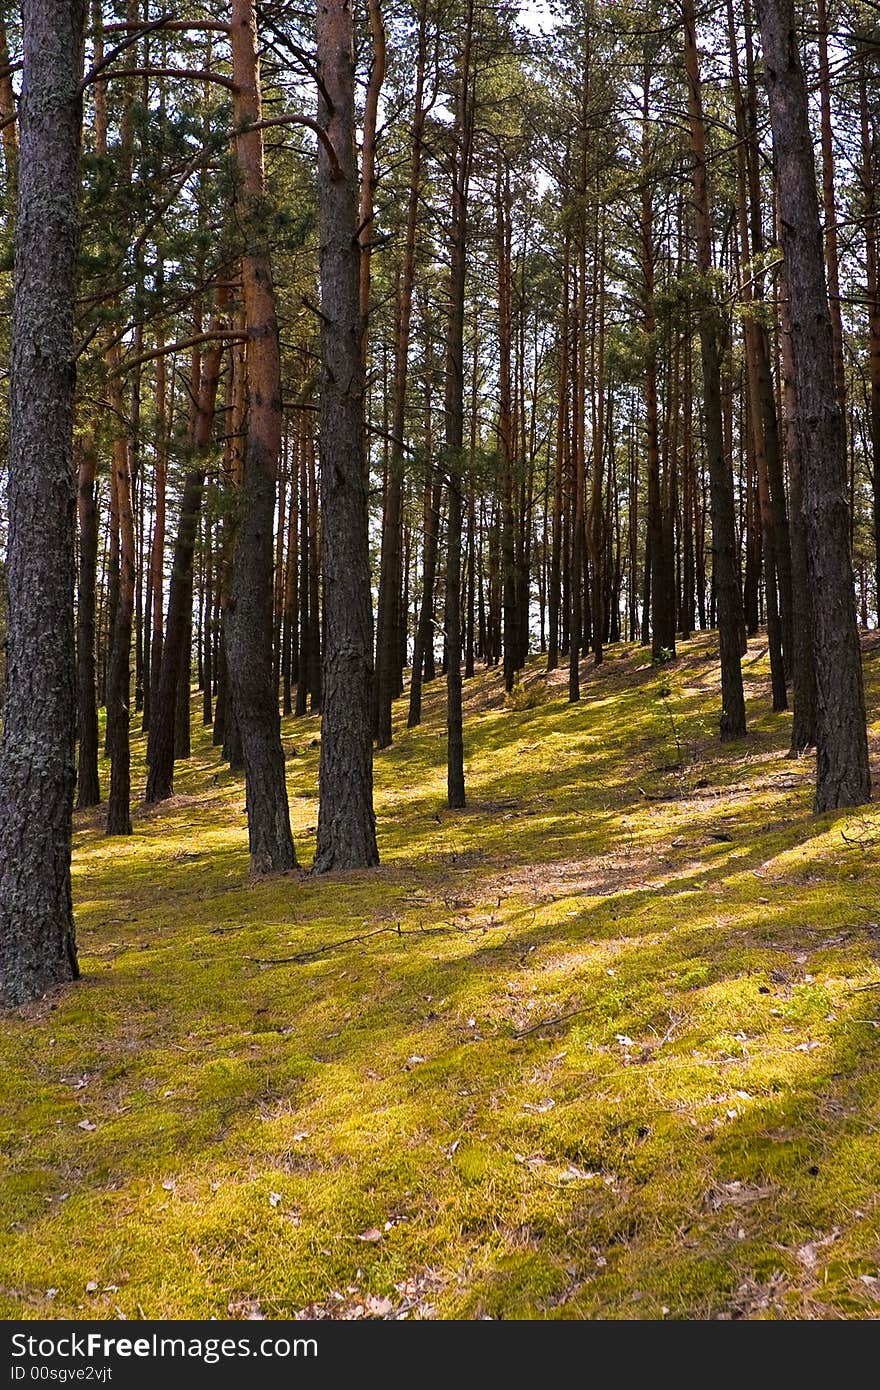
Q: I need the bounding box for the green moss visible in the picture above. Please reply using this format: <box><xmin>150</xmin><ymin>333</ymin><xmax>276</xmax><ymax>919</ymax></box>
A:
<box><xmin>2</xmin><ymin>633</ymin><xmax>880</xmax><ymax>1318</ymax></box>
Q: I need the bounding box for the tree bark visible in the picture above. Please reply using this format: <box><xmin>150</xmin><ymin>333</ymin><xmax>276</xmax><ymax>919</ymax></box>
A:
<box><xmin>374</xmin><ymin>0</ymin><xmax>426</xmax><ymax>746</ymax></box>
<box><xmin>0</xmin><ymin>0</ymin><xmax>84</xmax><ymax>1006</ymax></box>
<box><xmin>727</xmin><ymin>0</ymin><xmax>786</xmax><ymax>709</ymax></box>
<box><xmin>496</xmin><ymin>158</ymin><xmax>518</xmax><ymax>694</ymax></box>
<box><xmin>225</xmin><ymin>0</ymin><xmax>297</xmax><ymax>873</ymax></box>
<box><xmin>313</xmin><ymin>0</ymin><xmax>379</xmax><ymax>869</ymax></box>
<box><xmin>444</xmin><ymin>1</ymin><xmax>474</xmax><ymax>807</ymax></box>
<box><xmin>757</xmin><ymin>0</ymin><xmax>870</xmax><ymax>810</ymax></box>
<box><xmin>76</xmin><ymin>436</ymin><xmax>101</xmax><ymax>807</ymax></box>
<box><xmin>105</xmin><ymin>365</ymin><xmax>135</xmax><ymax>836</ymax></box>
<box><xmin>859</xmin><ymin>48</ymin><xmax>880</xmax><ymax>616</ymax></box>
<box><xmin>145</xmin><ymin>318</ymin><xmax>225</xmax><ymax>802</ymax></box>
<box><xmin>683</xmin><ymin>0</ymin><xmax>746</xmax><ymax>738</ymax></box>
<box><xmin>408</xmin><ymin>362</ymin><xmax>439</xmax><ymax>728</ymax></box>
<box><xmin>779</xmin><ymin>260</ymin><xmax>816</xmax><ymax>753</ymax></box>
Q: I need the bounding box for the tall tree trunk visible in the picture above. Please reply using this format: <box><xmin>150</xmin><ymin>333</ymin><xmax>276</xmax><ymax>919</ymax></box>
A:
<box><xmin>225</xmin><ymin>0</ymin><xmax>297</xmax><ymax>873</ymax></box>
<box><xmin>860</xmin><ymin>48</ymin><xmax>880</xmax><ymax>616</ymax></box>
<box><xmin>743</xmin><ymin>0</ymin><xmax>793</xmax><ymax>666</ymax></box>
<box><xmin>313</xmin><ymin>0</ymin><xmax>379</xmax><ymax>868</ymax></box>
<box><xmin>358</xmin><ymin>0</ymin><xmax>386</xmax><ymax>361</ymax></box>
<box><xmin>466</xmin><ymin>308</ymin><xmax>479</xmax><ymax>679</ymax></box>
<box><xmin>727</xmin><ymin>0</ymin><xmax>786</xmax><ymax>709</ymax></box>
<box><xmin>815</xmin><ymin>0</ymin><xmax>846</xmax><ymax>415</ymax></box>
<box><xmin>0</xmin><ymin>0</ymin><xmax>84</xmax><ymax>1006</ymax></box>
<box><xmin>76</xmin><ymin>436</ymin><xmax>101</xmax><ymax>807</ymax></box>
<box><xmin>683</xmin><ymin>0</ymin><xmax>746</xmax><ymax>738</ymax></box>
<box><xmin>641</xmin><ymin>60</ymin><xmax>673</xmax><ymax>662</ymax></box>
<box><xmin>548</xmin><ymin>232</ymin><xmax>569</xmax><ymax>671</ymax></box>
<box><xmin>281</xmin><ymin>432</ymin><xmax>298</xmax><ymax>717</ymax></box>
<box><xmin>757</xmin><ymin>0</ymin><xmax>870</xmax><ymax>810</ymax></box>
<box><xmin>496</xmin><ymin>158</ymin><xmax>518</xmax><ymax>694</ymax></box>
<box><xmin>375</xmin><ymin>0</ymin><xmax>426</xmax><ymax>745</ymax></box>
<box><xmin>295</xmin><ymin>436</ymin><xmax>310</xmax><ymax>718</ymax></box>
<box><xmin>588</xmin><ymin>212</ymin><xmax>606</xmax><ymax>664</ymax></box>
<box><xmin>444</xmin><ymin>1</ymin><xmax>474</xmax><ymax>807</ymax></box>
<box><xmin>408</xmin><ymin>363</ymin><xmax>439</xmax><ymax>728</ymax></box>
<box><xmin>779</xmin><ymin>261</ymin><xmax>816</xmax><ymax>753</ymax></box>
<box><xmin>145</xmin><ymin>319</ymin><xmax>226</xmax><ymax>801</ymax></box>
<box><xmin>105</xmin><ymin>367</ymin><xmax>135</xmax><ymax>836</ymax></box>
<box><xmin>144</xmin><ymin>328</ymin><xmax>166</xmax><ymax>732</ymax></box>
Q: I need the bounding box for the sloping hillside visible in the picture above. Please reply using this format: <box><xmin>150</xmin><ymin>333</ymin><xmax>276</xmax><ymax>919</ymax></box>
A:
<box><xmin>3</xmin><ymin>634</ymin><xmax>880</xmax><ymax>1319</ymax></box>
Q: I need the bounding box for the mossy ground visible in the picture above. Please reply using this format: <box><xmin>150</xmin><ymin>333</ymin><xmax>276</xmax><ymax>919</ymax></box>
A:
<box><xmin>4</xmin><ymin>633</ymin><xmax>880</xmax><ymax>1320</ymax></box>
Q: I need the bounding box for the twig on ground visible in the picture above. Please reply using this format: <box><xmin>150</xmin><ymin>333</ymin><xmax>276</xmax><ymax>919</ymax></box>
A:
<box><xmin>513</xmin><ymin>1006</ymin><xmax>589</xmax><ymax>1040</ymax></box>
<box><xmin>245</xmin><ymin>917</ymin><xmax>495</xmax><ymax>966</ymax></box>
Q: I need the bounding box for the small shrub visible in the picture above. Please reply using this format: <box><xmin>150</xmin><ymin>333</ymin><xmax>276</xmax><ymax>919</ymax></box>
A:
<box><xmin>504</xmin><ymin>675</ymin><xmax>548</xmax><ymax>711</ymax></box>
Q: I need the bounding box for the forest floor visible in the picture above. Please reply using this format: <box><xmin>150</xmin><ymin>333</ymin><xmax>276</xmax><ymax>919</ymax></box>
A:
<box><xmin>4</xmin><ymin>633</ymin><xmax>880</xmax><ymax>1320</ymax></box>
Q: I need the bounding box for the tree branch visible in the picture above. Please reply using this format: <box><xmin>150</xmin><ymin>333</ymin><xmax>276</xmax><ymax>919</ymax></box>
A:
<box><xmin>85</xmin><ymin>66</ymin><xmax>237</xmax><ymax>92</ymax></box>
<box><xmin>80</xmin><ymin>13</ymin><xmax>176</xmax><ymax>91</ymax></box>
<box><xmin>110</xmin><ymin>329</ymin><xmax>249</xmax><ymax>376</ymax></box>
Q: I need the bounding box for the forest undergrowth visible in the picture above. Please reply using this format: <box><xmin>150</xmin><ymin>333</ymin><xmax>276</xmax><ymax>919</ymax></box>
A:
<box><xmin>4</xmin><ymin>632</ymin><xmax>880</xmax><ymax>1320</ymax></box>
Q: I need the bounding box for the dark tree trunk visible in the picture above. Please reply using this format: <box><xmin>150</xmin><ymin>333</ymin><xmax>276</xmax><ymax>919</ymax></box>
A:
<box><xmin>444</xmin><ymin>3</ymin><xmax>474</xmax><ymax>809</ymax></box>
<box><xmin>76</xmin><ymin>438</ymin><xmax>101</xmax><ymax>807</ymax></box>
<box><xmin>757</xmin><ymin>0</ymin><xmax>870</xmax><ymax>809</ymax></box>
<box><xmin>374</xmin><ymin>0</ymin><xmax>425</xmax><ymax>746</ymax></box>
<box><xmin>640</xmin><ymin>63</ymin><xmax>675</xmax><ymax>662</ymax></box>
<box><xmin>145</xmin><ymin>330</ymin><xmax>224</xmax><ymax>802</ymax></box>
<box><xmin>683</xmin><ymin>0</ymin><xmax>746</xmax><ymax>739</ymax></box>
<box><xmin>281</xmin><ymin>429</ymin><xmax>298</xmax><ymax>718</ymax></box>
<box><xmin>860</xmin><ymin>50</ymin><xmax>880</xmax><ymax>618</ymax></box>
<box><xmin>174</xmin><ymin>588</ymin><xmax>192</xmax><ymax>759</ymax></box>
<box><xmin>145</xmin><ymin>325</ymin><xmax>167</xmax><ymax>734</ymax></box>
<box><xmin>313</xmin><ymin>0</ymin><xmax>379</xmax><ymax>869</ymax></box>
<box><xmin>779</xmin><ymin>266</ymin><xmax>816</xmax><ymax>753</ymax></box>
<box><xmin>727</xmin><ymin>0</ymin><xmax>786</xmax><ymax>710</ymax></box>
<box><xmin>496</xmin><ymin>159</ymin><xmax>518</xmax><ymax>695</ymax></box>
<box><xmin>295</xmin><ymin>443</ymin><xmax>310</xmax><ymax>717</ymax></box>
<box><xmin>0</xmin><ymin>0</ymin><xmax>84</xmax><ymax>1007</ymax></box>
<box><xmin>547</xmin><ymin>239</ymin><xmax>569</xmax><ymax>672</ymax></box>
<box><xmin>203</xmin><ymin>511</ymin><xmax>213</xmax><ymax>725</ymax></box>
<box><xmin>105</xmin><ymin>383</ymin><xmax>135</xmax><ymax>837</ymax></box>
<box><xmin>742</xmin><ymin>0</ymin><xmax>794</xmax><ymax>667</ymax></box>
<box><xmin>307</xmin><ymin>437</ymin><xmax>322</xmax><ymax>713</ymax></box>
<box><xmin>408</xmin><ymin>466</ymin><xmax>440</xmax><ymax>727</ymax></box>
<box><xmin>225</xmin><ymin>0</ymin><xmax>297</xmax><ymax>874</ymax></box>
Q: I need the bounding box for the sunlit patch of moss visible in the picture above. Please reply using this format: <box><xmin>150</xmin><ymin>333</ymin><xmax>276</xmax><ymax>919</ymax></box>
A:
<box><xmin>4</xmin><ymin>633</ymin><xmax>880</xmax><ymax>1317</ymax></box>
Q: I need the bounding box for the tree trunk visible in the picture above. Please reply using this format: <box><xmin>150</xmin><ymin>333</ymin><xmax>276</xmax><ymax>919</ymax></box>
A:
<box><xmin>727</xmin><ymin>0</ymin><xmax>786</xmax><ymax>709</ymax></box>
<box><xmin>408</xmin><ymin>379</ymin><xmax>439</xmax><ymax>728</ymax></box>
<box><xmin>497</xmin><ymin>159</ymin><xmax>518</xmax><ymax>694</ymax></box>
<box><xmin>145</xmin><ymin>319</ymin><xmax>225</xmax><ymax>802</ymax></box>
<box><xmin>757</xmin><ymin>0</ymin><xmax>870</xmax><ymax>810</ymax></box>
<box><xmin>225</xmin><ymin>0</ymin><xmax>297</xmax><ymax>874</ymax></box>
<box><xmin>815</xmin><ymin>0</ymin><xmax>846</xmax><ymax>416</ymax></box>
<box><xmin>105</xmin><ymin>368</ymin><xmax>135</xmax><ymax>836</ymax></box>
<box><xmin>76</xmin><ymin>436</ymin><xmax>101</xmax><ymax>807</ymax></box>
<box><xmin>0</xmin><ymin>0</ymin><xmax>84</xmax><ymax>1006</ymax></box>
<box><xmin>313</xmin><ymin>0</ymin><xmax>379</xmax><ymax>869</ymax></box>
<box><xmin>375</xmin><ymin>0</ymin><xmax>426</xmax><ymax>746</ymax></box>
<box><xmin>859</xmin><ymin>49</ymin><xmax>880</xmax><ymax>617</ymax></box>
<box><xmin>683</xmin><ymin>0</ymin><xmax>746</xmax><ymax>738</ymax></box>
<box><xmin>779</xmin><ymin>261</ymin><xmax>816</xmax><ymax>753</ymax></box>
<box><xmin>444</xmin><ymin>1</ymin><xmax>474</xmax><ymax>808</ymax></box>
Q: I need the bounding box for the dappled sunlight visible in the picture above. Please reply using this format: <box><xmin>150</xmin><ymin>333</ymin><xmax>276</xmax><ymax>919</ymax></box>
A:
<box><xmin>3</xmin><ymin>632</ymin><xmax>880</xmax><ymax>1318</ymax></box>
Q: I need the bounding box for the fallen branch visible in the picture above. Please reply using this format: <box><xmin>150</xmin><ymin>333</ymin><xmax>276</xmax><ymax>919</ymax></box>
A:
<box><xmin>245</xmin><ymin>917</ymin><xmax>496</xmax><ymax>966</ymax></box>
<box><xmin>246</xmin><ymin>925</ymin><xmax>398</xmax><ymax>964</ymax></box>
<box><xmin>513</xmin><ymin>1006</ymin><xmax>589</xmax><ymax>1040</ymax></box>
